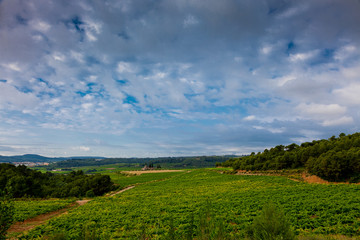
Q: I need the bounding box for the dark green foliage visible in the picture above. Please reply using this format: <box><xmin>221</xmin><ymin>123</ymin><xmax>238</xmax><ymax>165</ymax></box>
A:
<box><xmin>47</xmin><ymin>231</ymin><xmax>67</xmax><ymax>240</ymax></box>
<box><xmin>246</xmin><ymin>202</ymin><xmax>295</xmax><ymax>240</ymax></box>
<box><xmin>0</xmin><ymin>193</ymin><xmax>14</xmax><ymax>240</ymax></box>
<box><xmin>222</xmin><ymin>132</ymin><xmax>360</xmax><ymax>182</ymax></box>
<box><xmin>49</xmin><ymin>155</ymin><xmax>236</xmax><ymax>169</ymax></box>
<box><xmin>166</xmin><ymin>217</ymin><xmax>176</xmax><ymax>240</ymax></box>
<box><xmin>0</xmin><ymin>164</ymin><xmax>115</xmax><ymax>198</ymax></box>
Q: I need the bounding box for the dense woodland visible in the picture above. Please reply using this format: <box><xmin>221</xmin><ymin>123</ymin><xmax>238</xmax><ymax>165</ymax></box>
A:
<box><xmin>0</xmin><ymin>164</ymin><xmax>115</xmax><ymax>198</ymax></box>
<box><xmin>48</xmin><ymin>155</ymin><xmax>235</xmax><ymax>169</ymax></box>
<box><xmin>222</xmin><ymin>133</ymin><xmax>360</xmax><ymax>182</ymax></box>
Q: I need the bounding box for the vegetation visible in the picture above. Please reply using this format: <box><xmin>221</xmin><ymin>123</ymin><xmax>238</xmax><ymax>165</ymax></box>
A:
<box><xmin>110</xmin><ymin>171</ymin><xmax>186</xmax><ymax>188</ymax></box>
<box><xmin>20</xmin><ymin>170</ymin><xmax>360</xmax><ymax>239</ymax></box>
<box><xmin>0</xmin><ymin>164</ymin><xmax>115</xmax><ymax>198</ymax></box>
<box><xmin>0</xmin><ymin>193</ymin><xmax>14</xmax><ymax>240</ymax></box>
<box><xmin>47</xmin><ymin>156</ymin><xmax>235</xmax><ymax>169</ymax></box>
<box><xmin>13</xmin><ymin>199</ymin><xmax>74</xmax><ymax>222</ymax></box>
<box><xmin>222</xmin><ymin>133</ymin><xmax>360</xmax><ymax>182</ymax></box>
<box><xmin>246</xmin><ymin>202</ymin><xmax>295</xmax><ymax>240</ymax></box>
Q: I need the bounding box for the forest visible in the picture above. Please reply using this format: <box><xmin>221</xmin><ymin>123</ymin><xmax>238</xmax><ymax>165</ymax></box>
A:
<box><xmin>0</xmin><ymin>164</ymin><xmax>115</xmax><ymax>198</ymax></box>
<box><xmin>222</xmin><ymin>133</ymin><xmax>360</xmax><ymax>182</ymax></box>
<box><xmin>47</xmin><ymin>155</ymin><xmax>235</xmax><ymax>169</ymax></box>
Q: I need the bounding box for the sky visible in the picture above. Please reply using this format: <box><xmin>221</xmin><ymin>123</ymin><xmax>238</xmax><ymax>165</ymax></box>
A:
<box><xmin>0</xmin><ymin>0</ymin><xmax>360</xmax><ymax>157</ymax></box>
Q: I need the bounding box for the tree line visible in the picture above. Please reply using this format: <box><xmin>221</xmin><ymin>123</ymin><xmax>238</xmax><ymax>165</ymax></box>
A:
<box><xmin>0</xmin><ymin>164</ymin><xmax>115</xmax><ymax>198</ymax></box>
<box><xmin>48</xmin><ymin>155</ymin><xmax>236</xmax><ymax>169</ymax></box>
<box><xmin>222</xmin><ymin>133</ymin><xmax>360</xmax><ymax>182</ymax></box>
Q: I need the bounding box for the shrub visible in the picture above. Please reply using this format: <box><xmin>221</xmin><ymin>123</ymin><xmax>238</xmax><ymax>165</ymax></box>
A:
<box><xmin>0</xmin><ymin>193</ymin><xmax>14</xmax><ymax>240</ymax></box>
<box><xmin>246</xmin><ymin>202</ymin><xmax>295</xmax><ymax>240</ymax></box>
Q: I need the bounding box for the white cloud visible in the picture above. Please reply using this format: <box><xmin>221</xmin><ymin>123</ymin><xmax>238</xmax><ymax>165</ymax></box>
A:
<box><xmin>322</xmin><ymin>116</ymin><xmax>354</xmax><ymax>127</ymax></box>
<box><xmin>296</xmin><ymin>103</ymin><xmax>354</xmax><ymax>126</ymax></box>
<box><xmin>333</xmin><ymin>83</ymin><xmax>360</xmax><ymax>105</ymax></box>
<box><xmin>0</xmin><ymin>0</ymin><xmax>359</xmax><ymax>157</ymax></box>
<box><xmin>31</xmin><ymin>20</ymin><xmax>51</xmax><ymax>32</ymax></box>
<box><xmin>52</xmin><ymin>52</ymin><xmax>66</xmax><ymax>61</ymax></box>
<box><xmin>341</xmin><ymin>64</ymin><xmax>360</xmax><ymax>80</ymax></box>
<box><xmin>0</xmin><ymin>82</ymin><xmax>38</xmax><ymax>110</ymax></box>
<box><xmin>2</xmin><ymin>62</ymin><xmax>21</xmax><ymax>71</ymax></box>
<box><xmin>334</xmin><ymin>45</ymin><xmax>357</xmax><ymax>62</ymax></box>
<box><xmin>275</xmin><ymin>75</ymin><xmax>296</xmax><ymax>87</ymax></box>
<box><xmin>296</xmin><ymin>103</ymin><xmax>347</xmax><ymax>118</ymax></box>
<box><xmin>260</xmin><ymin>46</ymin><xmax>272</xmax><ymax>55</ymax></box>
<box><xmin>244</xmin><ymin>115</ymin><xmax>256</xmax><ymax>121</ymax></box>
<box><xmin>117</xmin><ymin>61</ymin><xmax>135</xmax><ymax>73</ymax></box>
<box><xmin>289</xmin><ymin>51</ymin><xmax>318</xmax><ymax>62</ymax></box>
<box><xmin>72</xmin><ymin>146</ymin><xmax>90</xmax><ymax>152</ymax></box>
<box><xmin>253</xmin><ymin>125</ymin><xmax>285</xmax><ymax>133</ymax></box>
<box><xmin>70</xmin><ymin>51</ymin><xmax>85</xmax><ymax>63</ymax></box>
<box><xmin>183</xmin><ymin>15</ymin><xmax>199</xmax><ymax>28</ymax></box>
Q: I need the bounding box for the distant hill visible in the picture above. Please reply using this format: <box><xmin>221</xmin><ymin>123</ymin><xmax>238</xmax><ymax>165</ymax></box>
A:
<box><xmin>0</xmin><ymin>154</ymin><xmax>104</xmax><ymax>163</ymax></box>
<box><xmin>47</xmin><ymin>155</ymin><xmax>238</xmax><ymax>169</ymax></box>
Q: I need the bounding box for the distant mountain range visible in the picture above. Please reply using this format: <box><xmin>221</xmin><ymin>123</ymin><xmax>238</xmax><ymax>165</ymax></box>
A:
<box><xmin>0</xmin><ymin>154</ymin><xmax>105</xmax><ymax>163</ymax></box>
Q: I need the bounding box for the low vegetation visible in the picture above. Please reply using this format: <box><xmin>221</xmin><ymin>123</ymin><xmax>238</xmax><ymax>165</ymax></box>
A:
<box><xmin>19</xmin><ymin>170</ymin><xmax>360</xmax><ymax>239</ymax></box>
<box><xmin>222</xmin><ymin>133</ymin><xmax>360</xmax><ymax>182</ymax></box>
<box><xmin>13</xmin><ymin>199</ymin><xmax>74</xmax><ymax>222</ymax></box>
<box><xmin>2</xmin><ymin>133</ymin><xmax>360</xmax><ymax>239</ymax></box>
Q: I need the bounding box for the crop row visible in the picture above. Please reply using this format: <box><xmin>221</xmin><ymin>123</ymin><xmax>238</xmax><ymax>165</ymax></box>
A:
<box><xmin>13</xmin><ymin>199</ymin><xmax>74</xmax><ymax>222</ymax></box>
<box><xmin>21</xmin><ymin>170</ymin><xmax>360</xmax><ymax>239</ymax></box>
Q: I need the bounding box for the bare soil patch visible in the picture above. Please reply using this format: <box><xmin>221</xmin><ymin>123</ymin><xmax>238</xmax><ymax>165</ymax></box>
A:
<box><xmin>123</xmin><ymin>170</ymin><xmax>184</xmax><ymax>175</ymax></box>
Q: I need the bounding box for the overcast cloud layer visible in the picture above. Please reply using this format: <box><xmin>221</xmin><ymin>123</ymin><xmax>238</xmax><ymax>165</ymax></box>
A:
<box><xmin>1</xmin><ymin>0</ymin><xmax>360</xmax><ymax>157</ymax></box>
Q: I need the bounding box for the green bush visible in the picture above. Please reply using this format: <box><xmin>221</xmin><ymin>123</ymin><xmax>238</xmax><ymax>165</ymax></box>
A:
<box><xmin>246</xmin><ymin>202</ymin><xmax>295</xmax><ymax>240</ymax></box>
<box><xmin>0</xmin><ymin>194</ymin><xmax>14</xmax><ymax>240</ymax></box>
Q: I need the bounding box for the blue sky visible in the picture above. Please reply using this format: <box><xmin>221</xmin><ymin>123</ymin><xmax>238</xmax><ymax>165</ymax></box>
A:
<box><xmin>0</xmin><ymin>0</ymin><xmax>360</xmax><ymax>157</ymax></box>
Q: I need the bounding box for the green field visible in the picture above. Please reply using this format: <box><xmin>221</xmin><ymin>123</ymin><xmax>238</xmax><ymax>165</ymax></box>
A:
<box><xmin>18</xmin><ymin>169</ymin><xmax>360</xmax><ymax>239</ymax></box>
<box><xmin>108</xmin><ymin>170</ymin><xmax>186</xmax><ymax>188</ymax></box>
<box><xmin>13</xmin><ymin>199</ymin><xmax>75</xmax><ymax>222</ymax></box>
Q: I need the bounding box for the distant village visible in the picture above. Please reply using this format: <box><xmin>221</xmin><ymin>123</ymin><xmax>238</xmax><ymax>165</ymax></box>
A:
<box><xmin>11</xmin><ymin>162</ymin><xmax>50</xmax><ymax>167</ymax></box>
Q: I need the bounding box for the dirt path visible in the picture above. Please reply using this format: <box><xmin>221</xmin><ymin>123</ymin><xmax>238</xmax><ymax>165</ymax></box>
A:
<box><xmin>7</xmin><ymin>171</ymin><xmax>190</xmax><ymax>237</ymax></box>
<box><xmin>7</xmin><ymin>201</ymin><xmax>78</xmax><ymax>235</ymax></box>
<box><xmin>122</xmin><ymin>169</ymin><xmax>184</xmax><ymax>175</ymax></box>
<box><xmin>7</xmin><ymin>186</ymin><xmax>137</xmax><ymax>237</ymax></box>
<box><xmin>109</xmin><ymin>185</ymin><xmax>135</xmax><ymax>197</ymax></box>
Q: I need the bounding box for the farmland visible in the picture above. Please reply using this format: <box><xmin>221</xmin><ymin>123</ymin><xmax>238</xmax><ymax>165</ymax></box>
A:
<box><xmin>17</xmin><ymin>169</ymin><xmax>360</xmax><ymax>239</ymax></box>
<box><xmin>13</xmin><ymin>199</ymin><xmax>75</xmax><ymax>222</ymax></box>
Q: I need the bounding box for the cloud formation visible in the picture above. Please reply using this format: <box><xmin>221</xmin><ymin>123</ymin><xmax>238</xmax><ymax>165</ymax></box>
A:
<box><xmin>0</xmin><ymin>0</ymin><xmax>360</xmax><ymax>157</ymax></box>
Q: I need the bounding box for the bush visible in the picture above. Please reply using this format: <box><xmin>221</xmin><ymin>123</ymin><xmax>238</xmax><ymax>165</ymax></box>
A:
<box><xmin>246</xmin><ymin>202</ymin><xmax>295</xmax><ymax>240</ymax></box>
<box><xmin>0</xmin><ymin>194</ymin><xmax>14</xmax><ymax>240</ymax></box>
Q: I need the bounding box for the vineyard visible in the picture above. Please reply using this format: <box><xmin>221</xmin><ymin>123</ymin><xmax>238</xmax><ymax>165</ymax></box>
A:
<box><xmin>13</xmin><ymin>199</ymin><xmax>74</xmax><ymax>222</ymax></box>
<box><xmin>15</xmin><ymin>169</ymin><xmax>360</xmax><ymax>239</ymax></box>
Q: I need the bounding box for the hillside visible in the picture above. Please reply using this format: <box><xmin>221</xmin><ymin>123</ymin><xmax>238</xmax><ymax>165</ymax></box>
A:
<box><xmin>0</xmin><ymin>154</ymin><xmax>62</xmax><ymax>163</ymax></box>
<box><xmin>47</xmin><ymin>155</ymin><xmax>236</xmax><ymax>169</ymax></box>
<box><xmin>222</xmin><ymin>133</ymin><xmax>360</xmax><ymax>182</ymax></box>
<box><xmin>0</xmin><ymin>154</ymin><xmax>107</xmax><ymax>163</ymax></box>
